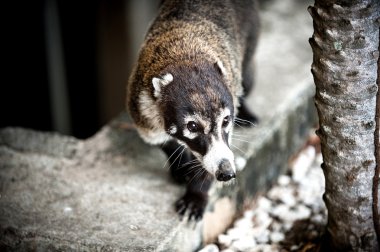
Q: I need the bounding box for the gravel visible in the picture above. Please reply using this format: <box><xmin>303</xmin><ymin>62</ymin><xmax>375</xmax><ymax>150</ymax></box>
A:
<box><xmin>198</xmin><ymin>133</ymin><xmax>327</xmax><ymax>252</ymax></box>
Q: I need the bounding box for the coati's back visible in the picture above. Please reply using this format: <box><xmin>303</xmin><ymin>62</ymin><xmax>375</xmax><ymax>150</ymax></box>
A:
<box><xmin>127</xmin><ymin>0</ymin><xmax>259</xmax><ymax>133</ymax></box>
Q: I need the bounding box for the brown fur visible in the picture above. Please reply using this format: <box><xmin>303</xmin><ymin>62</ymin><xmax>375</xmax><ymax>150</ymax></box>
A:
<box><xmin>127</xmin><ymin>0</ymin><xmax>259</xmax><ymax>139</ymax></box>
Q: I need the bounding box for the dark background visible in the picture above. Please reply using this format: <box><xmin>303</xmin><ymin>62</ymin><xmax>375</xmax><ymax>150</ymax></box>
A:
<box><xmin>2</xmin><ymin>0</ymin><xmax>158</xmax><ymax>139</ymax></box>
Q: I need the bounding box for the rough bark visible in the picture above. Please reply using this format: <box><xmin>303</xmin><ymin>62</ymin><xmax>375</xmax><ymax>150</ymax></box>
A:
<box><xmin>374</xmin><ymin>30</ymin><xmax>380</xmax><ymax>246</ymax></box>
<box><xmin>309</xmin><ymin>0</ymin><xmax>380</xmax><ymax>251</ymax></box>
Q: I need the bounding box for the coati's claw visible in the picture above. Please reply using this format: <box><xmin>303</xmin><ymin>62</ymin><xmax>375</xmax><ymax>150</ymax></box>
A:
<box><xmin>175</xmin><ymin>191</ymin><xmax>208</xmax><ymax>221</ymax></box>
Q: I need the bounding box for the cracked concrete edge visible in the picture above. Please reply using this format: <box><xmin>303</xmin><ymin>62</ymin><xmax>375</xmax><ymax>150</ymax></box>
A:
<box><xmin>0</xmin><ymin>127</ymin><xmax>79</xmax><ymax>159</ymax></box>
<box><xmin>0</xmin><ymin>120</ymin><xmax>203</xmax><ymax>252</ymax></box>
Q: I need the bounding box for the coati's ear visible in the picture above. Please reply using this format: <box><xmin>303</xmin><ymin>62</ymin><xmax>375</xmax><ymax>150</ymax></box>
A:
<box><xmin>215</xmin><ymin>60</ymin><xmax>227</xmax><ymax>76</ymax></box>
<box><xmin>152</xmin><ymin>73</ymin><xmax>173</xmax><ymax>98</ymax></box>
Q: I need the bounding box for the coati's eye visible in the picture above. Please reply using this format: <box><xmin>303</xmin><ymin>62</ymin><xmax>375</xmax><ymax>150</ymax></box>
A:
<box><xmin>187</xmin><ymin>121</ymin><xmax>199</xmax><ymax>133</ymax></box>
<box><xmin>222</xmin><ymin>116</ymin><xmax>230</xmax><ymax>128</ymax></box>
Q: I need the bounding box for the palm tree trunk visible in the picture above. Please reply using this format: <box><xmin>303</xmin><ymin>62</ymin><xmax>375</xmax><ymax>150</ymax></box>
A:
<box><xmin>309</xmin><ymin>0</ymin><xmax>380</xmax><ymax>250</ymax></box>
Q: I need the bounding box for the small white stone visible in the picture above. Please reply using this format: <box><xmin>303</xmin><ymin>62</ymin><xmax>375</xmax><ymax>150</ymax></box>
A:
<box><xmin>234</xmin><ymin>218</ymin><xmax>253</xmax><ymax>229</ymax></box>
<box><xmin>197</xmin><ymin>244</ymin><xmax>219</xmax><ymax>252</ymax></box>
<box><xmin>256</xmin><ymin>197</ymin><xmax>272</xmax><ymax>211</ymax></box>
<box><xmin>278</xmin><ymin>175</ymin><xmax>291</xmax><ymax>186</ymax></box>
<box><xmin>231</xmin><ymin>238</ymin><xmax>256</xmax><ymax>251</ymax></box>
<box><xmin>311</xmin><ymin>213</ymin><xmax>326</xmax><ymax>224</ymax></box>
<box><xmin>268</xmin><ymin>187</ymin><xmax>297</xmax><ymax>207</ymax></box>
<box><xmin>255</xmin><ymin>229</ymin><xmax>270</xmax><ymax>244</ymax></box>
<box><xmin>218</xmin><ymin>234</ymin><xmax>233</xmax><ymax>247</ymax></box>
<box><xmin>235</xmin><ymin>156</ymin><xmax>247</xmax><ymax>171</ymax></box>
<box><xmin>308</xmin><ymin>230</ymin><xmax>319</xmax><ymax>240</ymax></box>
<box><xmin>267</xmin><ymin>187</ymin><xmax>281</xmax><ymax>200</ymax></box>
<box><xmin>316</xmin><ymin>153</ymin><xmax>323</xmax><ymax>164</ymax></box>
<box><xmin>270</xmin><ymin>204</ymin><xmax>290</xmax><ymax>219</ymax></box>
<box><xmin>292</xmin><ymin>146</ymin><xmax>315</xmax><ymax>183</ymax></box>
<box><xmin>226</xmin><ymin>227</ymin><xmax>244</xmax><ymax>240</ymax></box>
<box><xmin>283</xmin><ymin>222</ymin><xmax>293</xmax><ymax>231</ymax></box>
<box><xmin>250</xmin><ymin>244</ymin><xmax>279</xmax><ymax>252</ymax></box>
<box><xmin>63</xmin><ymin>206</ymin><xmax>73</xmax><ymax>213</ymax></box>
<box><xmin>270</xmin><ymin>221</ymin><xmax>283</xmax><ymax>233</ymax></box>
<box><xmin>291</xmin><ymin>245</ymin><xmax>300</xmax><ymax>251</ymax></box>
<box><xmin>270</xmin><ymin>231</ymin><xmax>285</xmax><ymax>243</ymax></box>
<box><xmin>129</xmin><ymin>224</ymin><xmax>139</xmax><ymax>231</ymax></box>
<box><xmin>295</xmin><ymin>204</ymin><xmax>312</xmax><ymax>220</ymax></box>
<box><xmin>220</xmin><ymin>249</ymin><xmax>235</xmax><ymax>252</ymax></box>
<box><xmin>243</xmin><ymin>209</ymin><xmax>254</xmax><ymax>219</ymax></box>
<box><xmin>253</xmin><ymin>210</ymin><xmax>272</xmax><ymax>229</ymax></box>
<box><xmin>281</xmin><ymin>190</ymin><xmax>297</xmax><ymax>207</ymax></box>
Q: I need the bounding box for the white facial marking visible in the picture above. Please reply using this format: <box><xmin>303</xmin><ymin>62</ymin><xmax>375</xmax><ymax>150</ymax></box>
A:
<box><xmin>183</xmin><ymin>115</ymin><xmax>198</xmax><ymax>140</ymax></box>
<box><xmin>203</xmin><ymin>135</ymin><xmax>235</xmax><ymax>175</ymax></box>
<box><xmin>201</xmin><ymin>107</ymin><xmax>235</xmax><ymax>175</ymax></box>
<box><xmin>203</xmin><ymin>124</ymin><xmax>211</xmax><ymax>135</ymax></box>
<box><xmin>152</xmin><ymin>73</ymin><xmax>173</xmax><ymax>98</ymax></box>
<box><xmin>168</xmin><ymin>125</ymin><xmax>177</xmax><ymax>135</ymax></box>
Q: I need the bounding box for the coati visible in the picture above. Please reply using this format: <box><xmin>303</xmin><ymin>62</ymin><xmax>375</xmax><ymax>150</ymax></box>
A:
<box><xmin>127</xmin><ymin>0</ymin><xmax>259</xmax><ymax>220</ymax></box>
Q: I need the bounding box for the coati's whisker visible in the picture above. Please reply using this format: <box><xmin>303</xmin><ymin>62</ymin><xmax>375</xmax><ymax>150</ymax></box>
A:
<box><xmin>226</xmin><ymin>177</ymin><xmax>237</xmax><ymax>186</ymax></box>
<box><xmin>182</xmin><ymin>164</ymin><xmax>203</xmax><ymax>176</ymax></box>
<box><xmin>176</xmin><ymin>147</ymin><xmax>186</xmax><ymax>170</ymax></box>
<box><xmin>162</xmin><ymin>144</ymin><xmax>184</xmax><ymax>169</ymax></box>
<box><xmin>180</xmin><ymin>159</ymin><xmax>199</xmax><ymax>168</ymax></box>
<box><xmin>188</xmin><ymin>167</ymin><xmax>205</xmax><ymax>186</ymax></box>
<box><xmin>230</xmin><ymin>143</ymin><xmax>245</xmax><ymax>155</ymax></box>
<box><xmin>233</xmin><ymin>121</ymin><xmax>246</xmax><ymax>129</ymax></box>
<box><xmin>232</xmin><ymin>132</ymin><xmax>248</xmax><ymax>137</ymax></box>
<box><xmin>235</xmin><ymin>117</ymin><xmax>257</xmax><ymax>127</ymax></box>
<box><xmin>167</xmin><ymin>146</ymin><xmax>186</xmax><ymax>171</ymax></box>
<box><xmin>200</xmin><ymin>170</ymin><xmax>211</xmax><ymax>191</ymax></box>
<box><xmin>231</xmin><ymin>137</ymin><xmax>251</xmax><ymax>143</ymax></box>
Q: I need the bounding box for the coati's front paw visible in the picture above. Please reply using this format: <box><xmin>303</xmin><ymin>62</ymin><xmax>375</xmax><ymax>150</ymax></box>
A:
<box><xmin>175</xmin><ymin>191</ymin><xmax>208</xmax><ymax>221</ymax></box>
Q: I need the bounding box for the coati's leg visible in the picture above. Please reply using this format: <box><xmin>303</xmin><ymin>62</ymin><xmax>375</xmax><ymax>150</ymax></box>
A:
<box><xmin>161</xmin><ymin>141</ymin><xmax>212</xmax><ymax>220</ymax></box>
<box><xmin>161</xmin><ymin>140</ymin><xmax>191</xmax><ymax>184</ymax></box>
<box><xmin>175</xmin><ymin>170</ymin><xmax>212</xmax><ymax>220</ymax></box>
<box><xmin>238</xmin><ymin>55</ymin><xmax>259</xmax><ymax>126</ymax></box>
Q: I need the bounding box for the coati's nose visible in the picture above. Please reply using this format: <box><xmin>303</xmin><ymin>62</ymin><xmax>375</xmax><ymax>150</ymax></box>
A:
<box><xmin>215</xmin><ymin>159</ymin><xmax>236</xmax><ymax>182</ymax></box>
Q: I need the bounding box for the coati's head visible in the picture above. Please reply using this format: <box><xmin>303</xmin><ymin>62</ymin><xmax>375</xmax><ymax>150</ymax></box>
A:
<box><xmin>152</xmin><ymin>61</ymin><xmax>236</xmax><ymax>182</ymax></box>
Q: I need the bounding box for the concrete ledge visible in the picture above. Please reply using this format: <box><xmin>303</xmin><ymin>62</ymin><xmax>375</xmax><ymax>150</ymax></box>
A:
<box><xmin>0</xmin><ymin>0</ymin><xmax>315</xmax><ymax>251</ymax></box>
<box><xmin>0</xmin><ymin>123</ymin><xmax>201</xmax><ymax>251</ymax></box>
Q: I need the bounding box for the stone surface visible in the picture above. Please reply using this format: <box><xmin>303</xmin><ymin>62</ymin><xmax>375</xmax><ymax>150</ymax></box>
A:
<box><xmin>0</xmin><ymin>123</ymin><xmax>202</xmax><ymax>251</ymax></box>
<box><xmin>0</xmin><ymin>0</ymin><xmax>315</xmax><ymax>251</ymax></box>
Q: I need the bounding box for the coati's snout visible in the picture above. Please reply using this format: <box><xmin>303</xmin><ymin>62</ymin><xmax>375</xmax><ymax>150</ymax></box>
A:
<box><xmin>165</xmin><ymin>105</ymin><xmax>237</xmax><ymax>182</ymax></box>
<box><xmin>164</xmin><ymin>115</ymin><xmax>237</xmax><ymax>182</ymax></box>
<box><xmin>201</xmin><ymin>123</ymin><xmax>236</xmax><ymax>181</ymax></box>
<box><xmin>216</xmin><ymin>159</ymin><xmax>236</xmax><ymax>181</ymax></box>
